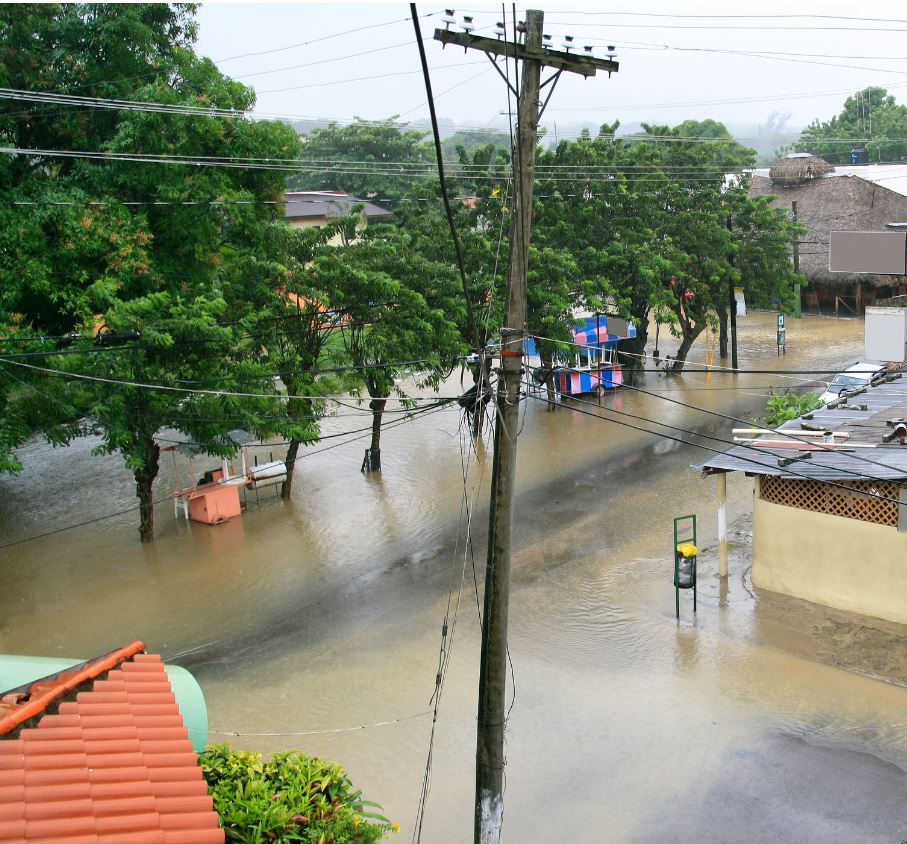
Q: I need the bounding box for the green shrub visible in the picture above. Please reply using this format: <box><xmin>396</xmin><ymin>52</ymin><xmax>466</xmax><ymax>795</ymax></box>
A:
<box><xmin>200</xmin><ymin>744</ymin><xmax>396</xmax><ymax>843</ymax></box>
<box><xmin>760</xmin><ymin>389</ymin><xmax>822</xmax><ymax>428</ymax></box>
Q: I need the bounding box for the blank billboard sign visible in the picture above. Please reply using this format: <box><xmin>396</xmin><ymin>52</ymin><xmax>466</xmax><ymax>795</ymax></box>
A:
<box><xmin>829</xmin><ymin>230</ymin><xmax>906</xmax><ymax>275</ymax></box>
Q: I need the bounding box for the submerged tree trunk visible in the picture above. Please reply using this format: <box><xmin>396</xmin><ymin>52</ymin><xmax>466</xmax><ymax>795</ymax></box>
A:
<box><xmin>539</xmin><ymin>350</ymin><xmax>557</xmax><ymax>410</ymax></box>
<box><xmin>365</xmin><ymin>397</ymin><xmax>386</xmax><ymax>472</ymax></box>
<box><xmin>281</xmin><ymin>438</ymin><xmax>300</xmax><ymax>499</ymax></box>
<box><xmin>134</xmin><ymin>439</ymin><xmax>160</xmax><ymax>543</ymax></box>
<box><xmin>718</xmin><ymin>305</ymin><xmax>729</xmax><ymax>359</ymax></box>
<box><xmin>671</xmin><ymin>324</ymin><xmax>705</xmax><ymax>372</ymax></box>
<box><xmin>619</xmin><ymin>319</ymin><xmax>649</xmax><ymax>387</ymax></box>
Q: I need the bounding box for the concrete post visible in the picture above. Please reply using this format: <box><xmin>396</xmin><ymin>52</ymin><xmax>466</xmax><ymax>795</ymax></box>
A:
<box><xmin>718</xmin><ymin>473</ymin><xmax>729</xmax><ymax>577</ymax></box>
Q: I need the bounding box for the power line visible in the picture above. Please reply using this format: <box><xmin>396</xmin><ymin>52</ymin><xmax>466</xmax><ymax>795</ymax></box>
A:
<box><xmin>202</xmin><ymin>710</ymin><xmax>431</xmax><ymax>738</ymax></box>
<box><xmin>255</xmin><ymin>59</ymin><xmax>487</xmax><ymax>95</ymax></box>
<box><xmin>411</xmin><ymin>4</ymin><xmax>479</xmax><ymax>356</ymax></box>
<box><xmin>530</xmin><ymin>391</ymin><xmax>903</xmax><ymax>504</ymax></box>
<box><xmin>214</xmin><ymin>13</ymin><xmax>432</xmax><ymax>64</ymax></box>
<box><xmin>230</xmin><ymin>38</ymin><xmax>425</xmax><ymax>81</ymax></box>
<box><xmin>11</xmin><ymin>82</ymin><xmax>907</xmax><ymax>146</ymax></box>
<box><xmin>543</xmin><ymin>353</ymin><xmax>906</xmax><ymax>481</ymax></box>
<box><xmin>491</xmin><ymin>11</ymin><xmax>907</xmax><ymax>23</ymax></box>
<box><xmin>0</xmin><ymin>398</ymin><xmax>457</xmax><ymax>550</ymax></box>
<box><xmin>32</xmin><ymin>15</ymin><xmax>437</xmax><ymax>97</ymax></box>
<box><xmin>0</xmin><ymin>150</ymin><xmax>785</xmax><ymax>183</ymax></box>
<box><xmin>548</xmin><ymin>19</ymin><xmax>907</xmax><ymax>32</ymax></box>
<box><xmin>0</xmin><ymin>358</ymin><xmax>464</xmax><ymax>403</ymax></box>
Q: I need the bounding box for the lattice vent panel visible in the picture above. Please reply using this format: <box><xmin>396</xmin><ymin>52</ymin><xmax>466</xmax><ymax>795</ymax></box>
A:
<box><xmin>759</xmin><ymin>476</ymin><xmax>899</xmax><ymax>527</ymax></box>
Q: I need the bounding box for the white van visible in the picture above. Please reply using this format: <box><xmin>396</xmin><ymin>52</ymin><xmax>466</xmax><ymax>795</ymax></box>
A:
<box><xmin>818</xmin><ymin>361</ymin><xmax>889</xmax><ymax>404</ymax></box>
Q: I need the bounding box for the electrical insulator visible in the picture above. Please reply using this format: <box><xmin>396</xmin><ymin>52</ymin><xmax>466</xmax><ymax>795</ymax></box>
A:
<box><xmin>606</xmin><ymin>45</ymin><xmax>617</xmax><ymax>59</ymax></box>
<box><xmin>562</xmin><ymin>35</ymin><xmax>574</xmax><ymax>52</ymax></box>
<box><xmin>442</xmin><ymin>8</ymin><xmax>456</xmax><ymax>29</ymax></box>
<box><xmin>462</xmin><ymin>15</ymin><xmax>475</xmax><ymax>33</ymax></box>
<box><xmin>494</xmin><ymin>21</ymin><xmax>505</xmax><ymax>39</ymax></box>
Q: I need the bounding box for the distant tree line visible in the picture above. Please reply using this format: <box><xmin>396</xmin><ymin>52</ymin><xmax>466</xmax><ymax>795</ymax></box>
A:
<box><xmin>789</xmin><ymin>86</ymin><xmax>907</xmax><ymax>164</ymax></box>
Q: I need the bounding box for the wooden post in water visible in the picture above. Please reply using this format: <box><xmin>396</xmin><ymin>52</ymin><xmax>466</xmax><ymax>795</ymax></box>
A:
<box><xmin>718</xmin><ymin>473</ymin><xmax>728</xmax><ymax>577</ymax></box>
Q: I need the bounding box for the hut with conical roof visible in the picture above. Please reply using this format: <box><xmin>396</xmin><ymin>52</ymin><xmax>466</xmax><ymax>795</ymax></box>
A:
<box><xmin>750</xmin><ymin>154</ymin><xmax>907</xmax><ymax>315</ymax></box>
<box><xmin>767</xmin><ymin>152</ymin><xmax>834</xmax><ymax>187</ymax></box>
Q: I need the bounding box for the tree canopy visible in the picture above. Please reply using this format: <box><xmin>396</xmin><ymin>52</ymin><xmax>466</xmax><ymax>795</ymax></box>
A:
<box><xmin>792</xmin><ymin>86</ymin><xmax>907</xmax><ymax>164</ymax></box>
<box><xmin>0</xmin><ymin>4</ymin><xmax>804</xmax><ymax>541</ymax></box>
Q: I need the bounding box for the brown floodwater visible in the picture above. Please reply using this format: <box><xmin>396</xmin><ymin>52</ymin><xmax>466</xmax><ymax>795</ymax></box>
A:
<box><xmin>2</xmin><ymin>312</ymin><xmax>906</xmax><ymax>843</ymax></box>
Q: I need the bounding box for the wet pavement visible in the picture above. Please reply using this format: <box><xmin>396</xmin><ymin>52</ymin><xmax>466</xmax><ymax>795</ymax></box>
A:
<box><xmin>2</xmin><ymin>312</ymin><xmax>906</xmax><ymax>842</ymax></box>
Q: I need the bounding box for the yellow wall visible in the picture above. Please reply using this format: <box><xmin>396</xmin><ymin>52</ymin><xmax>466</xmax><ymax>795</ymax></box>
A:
<box><xmin>753</xmin><ymin>477</ymin><xmax>907</xmax><ymax>625</ymax></box>
<box><xmin>286</xmin><ymin>217</ymin><xmax>325</xmax><ymax>230</ymax></box>
<box><xmin>286</xmin><ymin>216</ymin><xmax>359</xmax><ymax>246</ymax></box>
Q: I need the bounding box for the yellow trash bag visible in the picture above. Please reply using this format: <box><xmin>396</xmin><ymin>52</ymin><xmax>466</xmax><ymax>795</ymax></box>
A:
<box><xmin>675</xmin><ymin>543</ymin><xmax>698</xmax><ymax>558</ymax></box>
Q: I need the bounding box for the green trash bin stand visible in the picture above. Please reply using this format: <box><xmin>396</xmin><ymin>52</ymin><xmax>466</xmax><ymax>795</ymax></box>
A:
<box><xmin>673</xmin><ymin>515</ymin><xmax>698</xmax><ymax>619</ymax></box>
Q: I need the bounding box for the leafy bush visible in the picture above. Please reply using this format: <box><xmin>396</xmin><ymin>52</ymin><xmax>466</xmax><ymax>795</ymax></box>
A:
<box><xmin>761</xmin><ymin>389</ymin><xmax>822</xmax><ymax>428</ymax></box>
<box><xmin>200</xmin><ymin>744</ymin><xmax>396</xmax><ymax>843</ymax></box>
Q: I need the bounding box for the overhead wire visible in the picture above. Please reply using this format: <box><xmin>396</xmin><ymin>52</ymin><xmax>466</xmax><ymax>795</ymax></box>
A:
<box><xmin>214</xmin><ymin>12</ymin><xmax>433</xmax><ymax>64</ymax></box>
<box><xmin>408</xmin><ymin>6</ymin><xmax>487</xmax><ymax>838</ymax></box>
<box><xmin>528</xmin><ymin>389</ymin><xmax>904</xmax><ymax>505</ymax></box>
<box><xmin>0</xmin><ymin>395</ymin><xmax>457</xmax><ymax>551</ymax></box>
<box><xmin>29</xmin><ymin>13</ymin><xmax>439</xmax><ymax>97</ymax></box>
<box><xmin>542</xmin><ymin>350</ymin><xmax>907</xmax><ymax>482</ymax></box>
<box><xmin>201</xmin><ymin>710</ymin><xmax>431</xmax><ymax>738</ymax></box>
<box><xmin>254</xmin><ymin>59</ymin><xmax>487</xmax><ymax>95</ymax></box>
<box><xmin>0</xmin><ymin>358</ymin><xmax>465</xmax><ymax>404</ymax></box>
<box><xmin>11</xmin><ymin>82</ymin><xmax>907</xmax><ymax>146</ymax></box>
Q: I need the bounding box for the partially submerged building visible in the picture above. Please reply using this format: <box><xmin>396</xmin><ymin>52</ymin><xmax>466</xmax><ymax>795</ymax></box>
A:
<box><xmin>697</xmin><ymin>374</ymin><xmax>907</xmax><ymax>626</ymax></box>
<box><xmin>750</xmin><ymin>156</ymin><xmax>907</xmax><ymax>315</ymax></box>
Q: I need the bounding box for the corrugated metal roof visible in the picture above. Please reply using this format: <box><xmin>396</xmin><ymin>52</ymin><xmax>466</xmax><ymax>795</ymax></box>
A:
<box><xmin>0</xmin><ymin>652</ymin><xmax>223</xmax><ymax>843</ymax></box>
<box><xmin>695</xmin><ymin>375</ymin><xmax>907</xmax><ymax>481</ymax></box>
<box><xmin>283</xmin><ymin>191</ymin><xmax>392</xmax><ymax>221</ymax></box>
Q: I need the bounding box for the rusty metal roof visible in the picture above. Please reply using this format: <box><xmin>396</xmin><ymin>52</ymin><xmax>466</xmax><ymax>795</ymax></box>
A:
<box><xmin>695</xmin><ymin>375</ymin><xmax>907</xmax><ymax>482</ymax></box>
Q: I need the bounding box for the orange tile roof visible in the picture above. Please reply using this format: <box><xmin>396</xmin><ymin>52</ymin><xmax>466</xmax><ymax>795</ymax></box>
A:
<box><xmin>0</xmin><ymin>642</ymin><xmax>147</xmax><ymax>737</ymax></box>
<box><xmin>0</xmin><ymin>652</ymin><xmax>223</xmax><ymax>843</ymax></box>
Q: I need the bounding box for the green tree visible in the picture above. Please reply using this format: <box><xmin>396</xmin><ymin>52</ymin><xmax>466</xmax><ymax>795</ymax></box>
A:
<box><xmin>439</xmin><ymin>129</ymin><xmax>510</xmax><ymax>165</ymax></box>
<box><xmin>533</xmin><ymin>120</ymin><xmax>799</xmax><ymax>374</ymax></box>
<box><xmin>0</xmin><ymin>4</ymin><xmax>301</xmax><ymax>538</ymax></box>
<box><xmin>672</xmin><ymin>118</ymin><xmax>733</xmax><ymax>139</ymax></box>
<box><xmin>793</xmin><ymin>87</ymin><xmax>907</xmax><ymax>164</ymax></box>
<box><xmin>292</xmin><ymin>118</ymin><xmax>430</xmax><ymax>203</ymax></box>
<box><xmin>533</xmin><ymin>126</ymin><xmax>670</xmax><ymax>381</ymax></box>
<box><xmin>226</xmin><ymin>219</ymin><xmax>349</xmax><ymax>500</ymax></box>
<box><xmin>61</xmin><ymin>292</ymin><xmax>269</xmax><ymax>542</ymax></box>
<box><xmin>310</xmin><ymin>225</ymin><xmax>466</xmax><ymax>471</ymax></box>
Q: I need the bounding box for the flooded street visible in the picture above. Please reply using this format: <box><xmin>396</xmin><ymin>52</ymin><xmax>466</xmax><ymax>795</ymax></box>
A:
<box><xmin>2</xmin><ymin>312</ymin><xmax>906</xmax><ymax>842</ymax></box>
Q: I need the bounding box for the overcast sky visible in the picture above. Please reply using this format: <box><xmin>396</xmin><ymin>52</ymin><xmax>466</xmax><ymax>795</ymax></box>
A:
<box><xmin>193</xmin><ymin>2</ymin><xmax>907</xmax><ymax>141</ymax></box>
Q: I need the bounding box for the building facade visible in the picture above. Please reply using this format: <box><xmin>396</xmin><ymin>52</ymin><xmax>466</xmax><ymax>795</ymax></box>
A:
<box><xmin>698</xmin><ymin>375</ymin><xmax>907</xmax><ymax>625</ymax></box>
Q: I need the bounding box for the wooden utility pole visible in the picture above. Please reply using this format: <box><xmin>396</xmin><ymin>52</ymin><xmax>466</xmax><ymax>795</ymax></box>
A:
<box><xmin>792</xmin><ymin>200</ymin><xmax>802</xmax><ymax>317</ymax></box>
<box><xmin>727</xmin><ymin>216</ymin><xmax>738</xmax><ymax>372</ymax></box>
<box><xmin>435</xmin><ymin>13</ymin><xmax>618</xmax><ymax>843</ymax></box>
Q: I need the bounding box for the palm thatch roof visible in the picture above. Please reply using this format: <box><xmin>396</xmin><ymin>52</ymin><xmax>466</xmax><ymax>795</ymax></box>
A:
<box><xmin>749</xmin><ymin>169</ymin><xmax>907</xmax><ymax>287</ymax></box>
<box><xmin>768</xmin><ymin>153</ymin><xmax>835</xmax><ymax>187</ymax></box>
